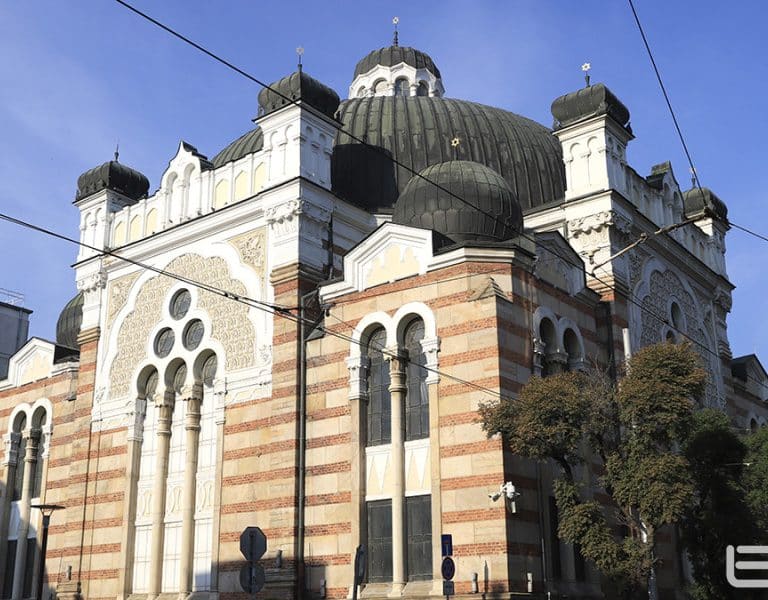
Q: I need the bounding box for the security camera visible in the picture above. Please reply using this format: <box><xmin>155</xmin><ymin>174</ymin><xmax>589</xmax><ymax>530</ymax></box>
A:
<box><xmin>489</xmin><ymin>482</ymin><xmax>521</xmax><ymax>512</ymax></box>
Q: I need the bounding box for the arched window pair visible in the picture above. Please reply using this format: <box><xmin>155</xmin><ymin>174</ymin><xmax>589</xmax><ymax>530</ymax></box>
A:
<box><xmin>534</xmin><ymin>313</ymin><xmax>585</xmax><ymax>377</ymax></box>
<box><xmin>1</xmin><ymin>405</ymin><xmax>50</xmax><ymax>600</ymax></box>
<box><xmin>363</xmin><ymin>318</ymin><xmax>432</xmax><ymax>584</ymax></box>
<box><xmin>365</xmin><ymin>319</ymin><xmax>428</xmax><ymax>446</ymax></box>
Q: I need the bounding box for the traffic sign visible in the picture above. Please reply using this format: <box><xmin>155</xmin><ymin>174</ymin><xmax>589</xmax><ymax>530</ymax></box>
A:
<box><xmin>239</xmin><ymin>564</ymin><xmax>266</xmax><ymax>593</ymax></box>
<box><xmin>441</xmin><ymin>534</ymin><xmax>452</xmax><ymax>557</ymax></box>
<box><xmin>240</xmin><ymin>526</ymin><xmax>267</xmax><ymax>561</ymax></box>
<box><xmin>441</xmin><ymin>556</ymin><xmax>456</xmax><ymax>581</ymax></box>
<box><xmin>442</xmin><ymin>580</ymin><xmax>455</xmax><ymax>596</ymax></box>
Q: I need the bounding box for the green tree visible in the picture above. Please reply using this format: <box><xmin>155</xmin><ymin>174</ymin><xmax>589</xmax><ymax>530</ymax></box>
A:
<box><xmin>744</xmin><ymin>426</ymin><xmax>768</xmax><ymax>535</ymax></box>
<box><xmin>679</xmin><ymin>408</ymin><xmax>759</xmax><ymax>600</ymax></box>
<box><xmin>479</xmin><ymin>342</ymin><xmax>706</xmax><ymax>598</ymax></box>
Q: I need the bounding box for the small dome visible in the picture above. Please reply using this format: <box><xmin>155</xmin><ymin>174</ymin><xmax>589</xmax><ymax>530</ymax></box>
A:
<box><xmin>551</xmin><ymin>83</ymin><xmax>630</xmax><ymax>131</ymax></box>
<box><xmin>683</xmin><ymin>187</ymin><xmax>728</xmax><ymax>221</ymax></box>
<box><xmin>212</xmin><ymin>128</ymin><xmax>264</xmax><ymax>168</ymax></box>
<box><xmin>258</xmin><ymin>70</ymin><xmax>340</xmax><ymax>120</ymax></box>
<box><xmin>392</xmin><ymin>161</ymin><xmax>523</xmax><ymax>244</ymax></box>
<box><xmin>76</xmin><ymin>159</ymin><xmax>149</xmax><ymax>202</ymax></box>
<box><xmin>354</xmin><ymin>46</ymin><xmax>441</xmax><ymax>79</ymax></box>
<box><xmin>56</xmin><ymin>292</ymin><xmax>83</xmax><ymax>349</ymax></box>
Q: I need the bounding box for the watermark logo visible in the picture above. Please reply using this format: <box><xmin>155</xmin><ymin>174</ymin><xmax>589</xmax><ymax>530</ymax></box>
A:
<box><xmin>726</xmin><ymin>545</ymin><xmax>768</xmax><ymax>588</ymax></box>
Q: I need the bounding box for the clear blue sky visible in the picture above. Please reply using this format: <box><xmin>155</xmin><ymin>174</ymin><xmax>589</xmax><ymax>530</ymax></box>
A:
<box><xmin>1</xmin><ymin>1</ymin><xmax>766</xmax><ymax>362</ymax></box>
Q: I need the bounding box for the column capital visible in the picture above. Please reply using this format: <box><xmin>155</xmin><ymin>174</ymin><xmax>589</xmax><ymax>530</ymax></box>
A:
<box><xmin>347</xmin><ymin>355</ymin><xmax>370</xmax><ymax>401</ymax></box>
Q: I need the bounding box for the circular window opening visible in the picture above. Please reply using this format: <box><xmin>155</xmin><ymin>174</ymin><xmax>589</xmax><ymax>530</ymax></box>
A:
<box><xmin>183</xmin><ymin>319</ymin><xmax>205</xmax><ymax>351</ymax></box>
<box><xmin>154</xmin><ymin>328</ymin><xmax>175</xmax><ymax>358</ymax></box>
<box><xmin>202</xmin><ymin>354</ymin><xmax>218</xmax><ymax>387</ymax></box>
<box><xmin>170</xmin><ymin>289</ymin><xmax>192</xmax><ymax>320</ymax></box>
<box><xmin>173</xmin><ymin>363</ymin><xmax>187</xmax><ymax>394</ymax></box>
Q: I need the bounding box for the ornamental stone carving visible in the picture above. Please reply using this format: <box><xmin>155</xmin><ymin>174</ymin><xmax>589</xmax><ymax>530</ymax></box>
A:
<box><xmin>109</xmin><ymin>253</ymin><xmax>256</xmax><ymax>399</ymax></box>
<box><xmin>77</xmin><ymin>269</ymin><xmax>108</xmax><ymax>294</ymax></box>
<box><xmin>265</xmin><ymin>199</ymin><xmax>302</xmax><ymax>237</ymax></box>
<box><xmin>107</xmin><ymin>271</ymin><xmax>140</xmax><ymax>330</ymax></box>
<box><xmin>568</xmin><ymin>210</ymin><xmax>632</xmax><ymax>238</ymax></box>
<box><xmin>228</xmin><ymin>228</ymin><xmax>266</xmax><ymax>276</ymax></box>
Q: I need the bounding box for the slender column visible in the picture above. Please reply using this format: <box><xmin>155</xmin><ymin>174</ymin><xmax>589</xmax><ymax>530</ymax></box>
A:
<box><xmin>179</xmin><ymin>387</ymin><xmax>202</xmax><ymax>596</ymax></box>
<box><xmin>148</xmin><ymin>390</ymin><xmax>174</xmax><ymax>599</ymax></box>
<box><xmin>0</xmin><ymin>432</ymin><xmax>21</xmax><ymax>589</ymax></box>
<box><xmin>388</xmin><ymin>350</ymin><xmax>407</xmax><ymax>595</ymax></box>
<box><xmin>346</xmin><ymin>356</ymin><xmax>368</xmax><ymax>598</ymax></box>
<box><xmin>12</xmin><ymin>429</ymin><xmax>40</xmax><ymax>600</ymax></box>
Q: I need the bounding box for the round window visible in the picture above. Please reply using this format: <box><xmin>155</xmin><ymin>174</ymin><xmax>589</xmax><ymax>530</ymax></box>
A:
<box><xmin>170</xmin><ymin>289</ymin><xmax>191</xmax><ymax>320</ymax></box>
<box><xmin>183</xmin><ymin>319</ymin><xmax>204</xmax><ymax>351</ymax></box>
<box><xmin>154</xmin><ymin>328</ymin><xmax>175</xmax><ymax>358</ymax></box>
<box><xmin>202</xmin><ymin>354</ymin><xmax>218</xmax><ymax>386</ymax></box>
<box><xmin>173</xmin><ymin>363</ymin><xmax>187</xmax><ymax>394</ymax></box>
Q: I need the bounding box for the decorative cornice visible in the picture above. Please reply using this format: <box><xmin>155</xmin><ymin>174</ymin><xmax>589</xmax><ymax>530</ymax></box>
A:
<box><xmin>568</xmin><ymin>210</ymin><xmax>632</xmax><ymax>237</ymax></box>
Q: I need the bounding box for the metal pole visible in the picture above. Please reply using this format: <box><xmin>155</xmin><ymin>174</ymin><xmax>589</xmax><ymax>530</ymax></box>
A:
<box><xmin>250</xmin><ymin>531</ymin><xmax>256</xmax><ymax>600</ymax></box>
<box><xmin>35</xmin><ymin>514</ymin><xmax>51</xmax><ymax>600</ymax></box>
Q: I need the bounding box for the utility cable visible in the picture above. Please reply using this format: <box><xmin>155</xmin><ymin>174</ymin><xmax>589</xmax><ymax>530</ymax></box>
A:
<box><xmin>83</xmin><ymin>2</ymin><xmax>768</xmax><ymax>394</ymax></box>
<box><xmin>0</xmin><ymin>211</ymin><xmax>508</xmax><ymax>403</ymax></box>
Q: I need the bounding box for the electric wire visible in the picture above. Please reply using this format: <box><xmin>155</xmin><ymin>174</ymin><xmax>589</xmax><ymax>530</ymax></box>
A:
<box><xmin>0</xmin><ymin>211</ymin><xmax>508</xmax><ymax>402</ymax></box>
<box><xmin>39</xmin><ymin>2</ymin><xmax>768</xmax><ymax>395</ymax></box>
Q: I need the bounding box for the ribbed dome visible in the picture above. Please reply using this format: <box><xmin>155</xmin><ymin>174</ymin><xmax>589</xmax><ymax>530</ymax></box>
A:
<box><xmin>393</xmin><ymin>161</ymin><xmax>523</xmax><ymax>244</ymax></box>
<box><xmin>56</xmin><ymin>292</ymin><xmax>83</xmax><ymax>349</ymax></box>
<box><xmin>212</xmin><ymin>128</ymin><xmax>264</xmax><ymax>168</ymax></box>
<box><xmin>258</xmin><ymin>70</ymin><xmax>340</xmax><ymax>120</ymax></box>
<box><xmin>683</xmin><ymin>187</ymin><xmax>728</xmax><ymax>221</ymax></box>
<box><xmin>76</xmin><ymin>160</ymin><xmax>149</xmax><ymax>202</ymax></box>
<box><xmin>333</xmin><ymin>96</ymin><xmax>565</xmax><ymax>214</ymax></box>
<box><xmin>354</xmin><ymin>46</ymin><xmax>441</xmax><ymax>79</ymax></box>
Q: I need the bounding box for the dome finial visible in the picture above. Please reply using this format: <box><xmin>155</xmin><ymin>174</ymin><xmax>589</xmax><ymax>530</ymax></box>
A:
<box><xmin>392</xmin><ymin>16</ymin><xmax>399</xmax><ymax>47</ymax></box>
<box><xmin>296</xmin><ymin>46</ymin><xmax>304</xmax><ymax>72</ymax></box>
<box><xmin>450</xmin><ymin>136</ymin><xmax>461</xmax><ymax>160</ymax></box>
<box><xmin>114</xmin><ymin>141</ymin><xmax>120</xmax><ymax>162</ymax></box>
<box><xmin>581</xmin><ymin>62</ymin><xmax>591</xmax><ymax>87</ymax></box>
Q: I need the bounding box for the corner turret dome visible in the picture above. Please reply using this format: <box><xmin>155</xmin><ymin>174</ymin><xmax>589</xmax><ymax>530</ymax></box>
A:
<box><xmin>683</xmin><ymin>187</ymin><xmax>728</xmax><ymax>221</ymax></box>
<box><xmin>258</xmin><ymin>69</ymin><xmax>340</xmax><ymax>120</ymax></box>
<box><xmin>76</xmin><ymin>158</ymin><xmax>150</xmax><ymax>202</ymax></box>
<box><xmin>551</xmin><ymin>82</ymin><xmax>630</xmax><ymax>131</ymax></box>
<box><xmin>393</xmin><ymin>160</ymin><xmax>523</xmax><ymax>245</ymax></box>
<box><xmin>56</xmin><ymin>292</ymin><xmax>83</xmax><ymax>349</ymax></box>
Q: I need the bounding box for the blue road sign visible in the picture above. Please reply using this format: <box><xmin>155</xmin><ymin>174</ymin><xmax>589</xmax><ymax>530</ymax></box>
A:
<box><xmin>441</xmin><ymin>533</ymin><xmax>453</xmax><ymax>557</ymax></box>
<box><xmin>441</xmin><ymin>556</ymin><xmax>456</xmax><ymax>581</ymax></box>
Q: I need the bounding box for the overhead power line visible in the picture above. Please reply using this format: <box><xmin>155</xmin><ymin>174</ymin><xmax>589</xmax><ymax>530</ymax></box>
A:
<box><xmin>110</xmin><ymin>0</ymin><xmax>768</xmax><ymax>395</ymax></box>
<box><xmin>0</xmin><ymin>210</ymin><xmax>507</xmax><ymax>403</ymax></box>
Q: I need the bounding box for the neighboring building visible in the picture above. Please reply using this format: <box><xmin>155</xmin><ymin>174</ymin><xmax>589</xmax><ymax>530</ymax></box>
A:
<box><xmin>0</xmin><ymin>37</ymin><xmax>766</xmax><ymax>600</ymax></box>
<box><xmin>0</xmin><ymin>291</ymin><xmax>31</xmax><ymax>380</ymax></box>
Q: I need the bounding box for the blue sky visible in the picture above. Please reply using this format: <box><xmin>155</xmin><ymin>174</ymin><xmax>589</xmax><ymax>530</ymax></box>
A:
<box><xmin>1</xmin><ymin>1</ymin><xmax>766</xmax><ymax>362</ymax></box>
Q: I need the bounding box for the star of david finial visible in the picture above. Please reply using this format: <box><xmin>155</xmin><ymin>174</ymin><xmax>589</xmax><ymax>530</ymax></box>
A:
<box><xmin>393</xmin><ymin>16</ymin><xmax>400</xmax><ymax>46</ymax></box>
<box><xmin>296</xmin><ymin>46</ymin><xmax>304</xmax><ymax>71</ymax></box>
<box><xmin>581</xmin><ymin>62</ymin><xmax>591</xmax><ymax>87</ymax></box>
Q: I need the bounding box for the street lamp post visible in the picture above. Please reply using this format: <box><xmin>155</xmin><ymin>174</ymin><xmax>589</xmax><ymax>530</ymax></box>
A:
<box><xmin>30</xmin><ymin>504</ymin><xmax>64</xmax><ymax>600</ymax></box>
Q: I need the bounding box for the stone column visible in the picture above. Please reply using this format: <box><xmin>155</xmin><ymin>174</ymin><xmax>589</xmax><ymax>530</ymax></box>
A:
<box><xmin>148</xmin><ymin>390</ymin><xmax>174</xmax><ymax>599</ymax></box>
<box><xmin>12</xmin><ymin>428</ymin><xmax>40</xmax><ymax>600</ymax></box>
<box><xmin>388</xmin><ymin>350</ymin><xmax>407</xmax><ymax>595</ymax></box>
<box><xmin>0</xmin><ymin>432</ymin><xmax>21</xmax><ymax>588</ymax></box>
<box><xmin>179</xmin><ymin>387</ymin><xmax>202</xmax><ymax>596</ymax></box>
<box><xmin>117</xmin><ymin>397</ymin><xmax>147</xmax><ymax>600</ymax></box>
<box><xmin>346</xmin><ymin>356</ymin><xmax>368</xmax><ymax>598</ymax></box>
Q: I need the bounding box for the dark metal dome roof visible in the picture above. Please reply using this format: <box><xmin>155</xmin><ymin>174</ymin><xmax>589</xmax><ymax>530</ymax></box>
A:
<box><xmin>354</xmin><ymin>46</ymin><xmax>441</xmax><ymax>79</ymax></box>
<box><xmin>683</xmin><ymin>187</ymin><xmax>728</xmax><ymax>221</ymax></box>
<box><xmin>212</xmin><ymin>128</ymin><xmax>264</xmax><ymax>168</ymax></box>
<box><xmin>551</xmin><ymin>82</ymin><xmax>630</xmax><ymax>131</ymax></box>
<box><xmin>332</xmin><ymin>96</ymin><xmax>565</xmax><ymax>214</ymax></box>
<box><xmin>56</xmin><ymin>292</ymin><xmax>83</xmax><ymax>349</ymax></box>
<box><xmin>393</xmin><ymin>161</ymin><xmax>523</xmax><ymax>244</ymax></box>
<box><xmin>258</xmin><ymin>69</ymin><xmax>340</xmax><ymax>120</ymax></box>
<box><xmin>76</xmin><ymin>160</ymin><xmax>149</xmax><ymax>202</ymax></box>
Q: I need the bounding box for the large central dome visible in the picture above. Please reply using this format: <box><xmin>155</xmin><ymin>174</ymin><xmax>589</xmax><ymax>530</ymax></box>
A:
<box><xmin>332</xmin><ymin>96</ymin><xmax>565</xmax><ymax>214</ymax></box>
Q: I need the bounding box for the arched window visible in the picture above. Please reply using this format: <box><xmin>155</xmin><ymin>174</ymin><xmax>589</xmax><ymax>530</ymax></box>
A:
<box><xmin>394</xmin><ymin>77</ymin><xmax>409</xmax><ymax>97</ymax></box>
<box><xmin>416</xmin><ymin>81</ymin><xmax>429</xmax><ymax>97</ymax></box>
<box><xmin>539</xmin><ymin>318</ymin><xmax>557</xmax><ymax>377</ymax></box>
<box><xmin>404</xmin><ymin>319</ymin><xmax>429</xmax><ymax>441</ymax></box>
<box><xmin>373</xmin><ymin>79</ymin><xmax>388</xmax><ymax>95</ymax></box>
<box><xmin>11</xmin><ymin>415</ymin><xmax>26</xmax><ymax>502</ymax></box>
<box><xmin>366</xmin><ymin>328</ymin><xmax>391</xmax><ymax>446</ymax></box>
<box><xmin>563</xmin><ymin>328</ymin><xmax>584</xmax><ymax>372</ymax></box>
